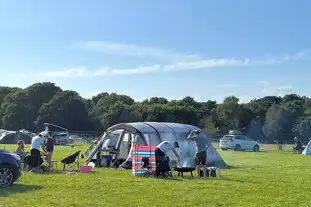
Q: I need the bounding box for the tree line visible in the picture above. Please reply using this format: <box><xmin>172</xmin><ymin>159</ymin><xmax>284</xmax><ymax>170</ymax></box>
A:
<box><xmin>1</xmin><ymin>82</ymin><xmax>311</xmax><ymax>143</ymax></box>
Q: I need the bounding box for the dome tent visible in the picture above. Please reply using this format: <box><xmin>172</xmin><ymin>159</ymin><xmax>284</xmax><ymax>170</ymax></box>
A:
<box><xmin>0</xmin><ymin>130</ymin><xmax>17</xmax><ymax>144</ymax></box>
<box><xmin>0</xmin><ymin>129</ymin><xmax>34</xmax><ymax>144</ymax></box>
<box><xmin>85</xmin><ymin>122</ymin><xmax>227</xmax><ymax>169</ymax></box>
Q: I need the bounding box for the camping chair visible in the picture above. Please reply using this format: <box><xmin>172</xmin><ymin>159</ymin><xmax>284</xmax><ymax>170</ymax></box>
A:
<box><xmin>141</xmin><ymin>157</ymin><xmax>152</xmax><ymax>176</ymax></box>
<box><xmin>155</xmin><ymin>156</ymin><xmax>172</xmax><ymax>177</ymax></box>
<box><xmin>24</xmin><ymin>155</ymin><xmax>44</xmax><ymax>172</ymax></box>
<box><xmin>61</xmin><ymin>151</ymin><xmax>81</xmax><ymax>171</ymax></box>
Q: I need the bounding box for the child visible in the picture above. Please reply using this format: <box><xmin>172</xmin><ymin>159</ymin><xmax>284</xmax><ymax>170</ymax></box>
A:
<box><xmin>15</xmin><ymin>140</ymin><xmax>26</xmax><ymax>161</ymax></box>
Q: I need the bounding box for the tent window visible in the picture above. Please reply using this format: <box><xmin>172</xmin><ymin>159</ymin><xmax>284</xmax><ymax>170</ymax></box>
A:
<box><xmin>135</xmin><ymin>134</ymin><xmax>147</xmax><ymax>146</ymax></box>
<box><xmin>123</xmin><ymin>133</ymin><xmax>130</xmax><ymax>142</ymax></box>
<box><xmin>144</xmin><ymin>133</ymin><xmax>160</xmax><ymax>146</ymax></box>
<box><xmin>118</xmin><ymin>132</ymin><xmax>132</xmax><ymax>160</ymax></box>
<box><xmin>159</xmin><ymin>132</ymin><xmax>176</xmax><ymax>142</ymax></box>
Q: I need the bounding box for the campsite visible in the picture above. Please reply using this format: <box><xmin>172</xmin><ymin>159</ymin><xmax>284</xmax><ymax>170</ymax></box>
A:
<box><xmin>1</xmin><ymin>142</ymin><xmax>311</xmax><ymax>207</ymax></box>
<box><xmin>2</xmin><ymin>1</ymin><xmax>311</xmax><ymax>206</ymax></box>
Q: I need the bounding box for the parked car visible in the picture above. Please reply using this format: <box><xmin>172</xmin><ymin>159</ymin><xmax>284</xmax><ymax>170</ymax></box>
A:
<box><xmin>0</xmin><ymin>149</ymin><xmax>22</xmax><ymax>188</ymax></box>
<box><xmin>219</xmin><ymin>134</ymin><xmax>260</xmax><ymax>152</ymax></box>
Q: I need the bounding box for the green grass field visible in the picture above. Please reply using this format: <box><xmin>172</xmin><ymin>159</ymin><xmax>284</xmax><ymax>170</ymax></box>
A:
<box><xmin>1</xmin><ymin>144</ymin><xmax>311</xmax><ymax>207</ymax></box>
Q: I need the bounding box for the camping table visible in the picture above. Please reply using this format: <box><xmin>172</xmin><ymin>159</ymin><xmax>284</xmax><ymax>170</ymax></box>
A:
<box><xmin>43</xmin><ymin>160</ymin><xmax>58</xmax><ymax>169</ymax></box>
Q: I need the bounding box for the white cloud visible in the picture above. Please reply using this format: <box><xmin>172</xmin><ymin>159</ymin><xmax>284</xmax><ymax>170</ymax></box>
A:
<box><xmin>70</xmin><ymin>41</ymin><xmax>201</xmax><ymax>62</ymax></box>
<box><xmin>43</xmin><ymin>58</ymin><xmax>247</xmax><ymax>78</ymax></box>
<box><xmin>42</xmin><ymin>47</ymin><xmax>309</xmax><ymax>78</ymax></box>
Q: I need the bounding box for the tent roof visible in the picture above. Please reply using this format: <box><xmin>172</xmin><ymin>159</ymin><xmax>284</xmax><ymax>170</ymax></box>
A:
<box><xmin>106</xmin><ymin>122</ymin><xmax>203</xmax><ymax>137</ymax></box>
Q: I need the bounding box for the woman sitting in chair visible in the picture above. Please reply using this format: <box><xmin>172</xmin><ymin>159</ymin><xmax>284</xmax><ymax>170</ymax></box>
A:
<box><xmin>15</xmin><ymin>140</ymin><xmax>26</xmax><ymax>161</ymax></box>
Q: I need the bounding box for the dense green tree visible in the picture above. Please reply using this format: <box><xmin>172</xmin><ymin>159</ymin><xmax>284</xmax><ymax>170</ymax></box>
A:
<box><xmin>0</xmin><ymin>82</ymin><xmax>310</xmax><ymax>143</ymax></box>
<box><xmin>35</xmin><ymin>90</ymin><xmax>90</xmax><ymax>130</ymax></box>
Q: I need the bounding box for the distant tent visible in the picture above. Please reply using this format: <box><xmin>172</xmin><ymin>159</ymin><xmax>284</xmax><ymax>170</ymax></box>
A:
<box><xmin>302</xmin><ymin>139</ymin><xmax>311</xmax><ymax>155</ymax></box>
<box><xmin>0</xmin><ymin>130</ymin><xmax>17</xmax><ymax>144</ymax></box>
<box><xmin>0</xmin><ymin>129</ymin><xmax>35</xmax><ymax>144</ymax></box>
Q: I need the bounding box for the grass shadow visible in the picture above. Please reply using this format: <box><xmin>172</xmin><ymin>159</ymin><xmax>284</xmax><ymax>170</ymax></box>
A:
<box><xmin>219</xmin><ymin>177</ymin><xmax>258</xmax><ymax>184</ymax></box>
<box><xmin>222</xmin><ymin>165</ymin><xmax>241</xmax><ymax>169</ymax></box>
<box><xmin>0</xmin><ymin>184</ymin><xmax>43</xmax><ymax>197</ymax></box>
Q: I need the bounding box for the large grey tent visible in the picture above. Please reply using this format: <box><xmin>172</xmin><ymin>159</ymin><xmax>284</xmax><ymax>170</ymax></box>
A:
<box><xmin>86</xmin><ymin>122</ymin><xmax>227</xmax><ymax>169</ymax></box>
<box><xmin>0</xmin><ymin>129</ymin><xmax>34</xmax><ymax>144</ymax></box>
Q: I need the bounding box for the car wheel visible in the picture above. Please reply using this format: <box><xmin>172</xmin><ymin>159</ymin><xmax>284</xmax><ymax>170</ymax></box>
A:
<box><xmin>0</xmin><ymin>165</ymin><xmax>15</xmax><ymax>188</ymax></box>
<box><xmin>253</xmin><ymin>145</ymin><xmax>260</xmax><ymax>152</ymax></box>
<box><xmin>221</xmin><ymin>148</ymin><xmax>227</xmax><ymax>151</ymax></box>
<box><xmin>234</xmin><ymin>144</ymin><xmax>241</xmax><ymax>151</ymax></box>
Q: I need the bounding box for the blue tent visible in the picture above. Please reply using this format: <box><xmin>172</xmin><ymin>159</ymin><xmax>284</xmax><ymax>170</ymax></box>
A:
<box><xmin>302</xmin><ymin>139</ymin><xmax>311</xmax><ymax>155</ymax></box>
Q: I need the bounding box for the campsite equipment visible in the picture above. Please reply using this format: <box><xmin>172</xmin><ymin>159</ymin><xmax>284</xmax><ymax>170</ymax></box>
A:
<box><xmin>24</xmin><ymin>155</ymin><xmax>44</xmax><ymax>172</ymax></box>
<box><xmin>175</xmin><ymin>139</ymin><xmax>196</xmax><ymax>177</ymax></box>
<box><xmin>132</xmin><ymin>145</ymin><xmax>156</xmax><ymax>176</ymax></box>
<box><xmin>80</xmin><ymin>165</ymin><xmax>92</xmax><ymax>173</ymax></box>
<box><xmin>85</xmin><ymin>122</ymin><xmax>227</xmax><ymax>170</ymax></box>
<box><xmin>0</xmin><ymin>129</ymin><xmax>34</xmax><ymax>144</ymax></box>
<box><xmin>175</xmin><ymin>167</ymin><xmax>195</xmax><ymax>177</ymax></box>
<box><xmin>61</xmin><ymin>151</ymin><xmax>81</xmax><ymax>171</ymax></box>
<box><xmin>66</xmin><ymin>172</ymin><xmax>76</xmax><ymax>175</ymax></box>
<box><xmin>43</xmin><ymin>123</ymin><xmax>70</xmax><ymax>145</ymax></box>
<box><xmin>200</xmin><ymin>167</ymin><xmax>220</xmax><ymax>177</ymax></box>
<box><xmin>302</xmin><ymin>139</ymin><xmax>311</xmax><ymax>155</ymax></box>
<box><xmin>100</xmin><ymin>155</ymin><xmax>113</xmax><ymax>167</ymax></box>
<box><xmin>87</xmin><ymin>162</ymin><xmax>95</xmax><ymax>168</ymax></box>
<box><xmin>155</xmin><ymin>155</ymin><xmax>172</xmax><ymax>177</ymax></box>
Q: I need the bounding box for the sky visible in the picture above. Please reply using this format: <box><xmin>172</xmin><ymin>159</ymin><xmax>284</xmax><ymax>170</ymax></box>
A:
<box><xmin>0</xmin><ymin>0</ymin><xmax>311</xmax><ymax>103</ymax></box>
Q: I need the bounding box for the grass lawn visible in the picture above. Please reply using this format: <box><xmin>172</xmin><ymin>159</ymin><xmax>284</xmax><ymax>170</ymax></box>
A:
<box><xmin>1</xmin><ymin>144</ymin><xmax>311</xmax><ymax>207</ymax></box>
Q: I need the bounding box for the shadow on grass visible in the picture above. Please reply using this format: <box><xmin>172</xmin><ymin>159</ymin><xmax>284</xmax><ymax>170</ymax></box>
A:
<box><xmin>25</xmin><ymin>169</ymin><xmax>96</xmax><ymax>175</ymax></box>
<box><xmin>137</xmin><ymin>174</ymin><xmax>258</xmax><ymax>184</ymax></box>
<box><xmin>223</xmin><ymin>165</ymin><xmax>241</xmax><ymax>169</ymax></box>
<box><xmin>219</xmin><ymin>177</ymin><xmax>258</xmax><ymax>184</ymax></box>
<box><xmin>229</xmin><ymin>150</ymin><xmax>268</xmax><ymax>153</ymax></box>
<box><xmin>0</xmin><ymin>184</ymin><xmax>43</xmax><ymax>197</ymax></box>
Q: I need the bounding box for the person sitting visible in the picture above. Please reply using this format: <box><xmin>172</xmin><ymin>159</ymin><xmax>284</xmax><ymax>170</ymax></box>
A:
<box><xmin>155</xmin><ymin>141</ymin><xmax>180</xmax><ymax>176</ymax></box>
<box><xmin>293</xmin><ymin>137</ymin><xmax>303</xmax><ymax>154</ymax></box>
<box><xmin>15</xmin><ymin>140</ymin><xmax>27</xmax><ymax>162</ymax></box>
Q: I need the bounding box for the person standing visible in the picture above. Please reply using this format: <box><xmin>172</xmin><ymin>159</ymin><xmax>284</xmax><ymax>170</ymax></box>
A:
<box><xmin>187</xmin><ymin>130</ymin><xmax>211</xmax><ymax>178</ymax></box>
<box><xmin>44</xmin><ymin>133</ymin><xmax>55</xmax><ymax>168</ymax></box>
<box><xmin>30</xmin><ymin>133</ymin><xmax>46</xmax><ymax>156</ymax></box>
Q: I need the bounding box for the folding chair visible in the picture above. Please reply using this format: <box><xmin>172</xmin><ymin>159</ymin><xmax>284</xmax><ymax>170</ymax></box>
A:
<box><xmin>61</xmin><ymin>151</ymin><xmax>81</xmax><ymax>171</ymax></box>
<box><xmin>141</xmin><ymin>157</ymin><xmax>152</xmax><ymax>176</ymax></box>
<box><xmin>24</xmin><ymin>155</ymin><xmax>44</xmax><ymax>172</ymax></box>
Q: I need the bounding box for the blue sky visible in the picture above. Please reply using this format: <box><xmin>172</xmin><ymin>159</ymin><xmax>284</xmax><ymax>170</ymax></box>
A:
<box><xmin>1</xmin><ymin>0</ymin><xmax>311</xmax><ymax>103</ymax></box>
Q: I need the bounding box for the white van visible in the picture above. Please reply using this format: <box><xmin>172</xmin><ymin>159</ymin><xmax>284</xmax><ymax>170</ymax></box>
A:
<box><xmin>219</xmin><ymin>134</ymin><xmax>260</xmax><ymax>152</ymax></box>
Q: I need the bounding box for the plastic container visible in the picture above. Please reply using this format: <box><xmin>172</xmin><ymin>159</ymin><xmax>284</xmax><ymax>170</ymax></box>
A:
<box><xmin>80</xmin><ymin>165</ymin><xmax>92</xmax><ymax>173</ymax></box>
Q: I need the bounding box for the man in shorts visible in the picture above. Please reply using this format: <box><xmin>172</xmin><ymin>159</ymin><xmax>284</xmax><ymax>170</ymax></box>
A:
<box><xmin>187</xmin><ymin>130</ymin><xmax>211</xmax><ymax>178</ymax></box>
<box><xmin>44</xmin><ymin>132</ymin><xmax>55</xmax><ymax>168</ymax></box>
